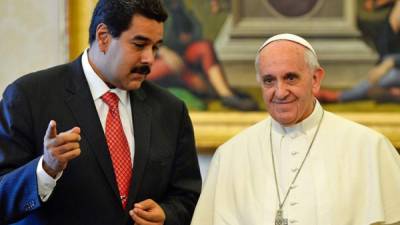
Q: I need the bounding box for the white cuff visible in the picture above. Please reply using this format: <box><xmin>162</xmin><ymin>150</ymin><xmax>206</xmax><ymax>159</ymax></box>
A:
<box><xmin>36</xmin><ymin>156</ymin><xmax>62</xmax><ymax>202</ymax></box>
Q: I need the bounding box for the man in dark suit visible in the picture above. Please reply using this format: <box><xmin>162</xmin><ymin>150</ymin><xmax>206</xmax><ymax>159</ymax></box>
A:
<box><xmin>0</xmin><ymin>0</ymin><xmax>201</xmax><ymax>224</ymax></box>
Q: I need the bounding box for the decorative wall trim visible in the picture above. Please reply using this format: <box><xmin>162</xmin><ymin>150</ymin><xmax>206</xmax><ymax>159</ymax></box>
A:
<box><xmin>191</xmin><ymin>112</ymin><xmax>400</xmax><ymax>151</ymax></box>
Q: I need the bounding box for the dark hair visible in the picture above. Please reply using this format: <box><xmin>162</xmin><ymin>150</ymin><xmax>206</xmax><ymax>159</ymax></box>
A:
<box><xmin>88</xmin><ymin>0</ymin><xmax>168</xmax><ymax>44</ymax></box>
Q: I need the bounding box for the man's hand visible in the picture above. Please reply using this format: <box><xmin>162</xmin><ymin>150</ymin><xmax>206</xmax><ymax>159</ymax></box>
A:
<box><xmin>368</xmin><ymin>57</ymin><xmax>395</xmax><ymax>84</ymax></box>
<box><xmin>389</xmin><ymin>0</ymin><xmax>400</xmax><ymax>33</ymax></box>
<box><xmin>129</xmin><ymin>199</ymin><xmax>166</xmax><ymax>225</ymax></box>
<box><xmin>158</xmin><ymin>47</ymin><xmax>184</xmax><ymax>74</ymax></box>
<box><xmin>42</xmin><ymin>120</ymin><xmax>81</xmax><ymax>178</ymax></box>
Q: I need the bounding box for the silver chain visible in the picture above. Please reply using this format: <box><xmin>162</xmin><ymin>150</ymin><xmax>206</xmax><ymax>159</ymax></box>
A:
<box><xmin>270</xmin><ymin>110</ymin><xmax>325</xmax><ymax>211</ymax></box>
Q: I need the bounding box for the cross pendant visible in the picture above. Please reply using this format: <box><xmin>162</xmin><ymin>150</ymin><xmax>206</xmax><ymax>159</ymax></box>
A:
<box><xmin>275</xmin><ymin>209</ymin><xmax>288</xmax><ymax>225</ymax></box>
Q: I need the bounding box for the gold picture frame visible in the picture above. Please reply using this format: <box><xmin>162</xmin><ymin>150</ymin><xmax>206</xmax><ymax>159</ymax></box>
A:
<box><xmin>191</xmin><ymin>111</ymin><xmax>400</xmax><ymax>151</ymax></box>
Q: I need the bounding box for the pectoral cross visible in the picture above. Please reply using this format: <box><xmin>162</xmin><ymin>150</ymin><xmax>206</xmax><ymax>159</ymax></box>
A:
<box><xmin>275</xmin><ymin>209</ymin><xmax>288</xmax><ymax>225</ymax></box>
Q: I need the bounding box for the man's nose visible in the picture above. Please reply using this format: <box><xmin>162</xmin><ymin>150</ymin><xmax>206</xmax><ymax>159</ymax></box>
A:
<box><xmin>275</xmin><ymin>82</ymin><xmax>289</xmax><ymax>98</ymax></box>
<box><xmin>141</xmin><ymin>47</ymin><xmax>156</xmax><ymax>65</ymax></box>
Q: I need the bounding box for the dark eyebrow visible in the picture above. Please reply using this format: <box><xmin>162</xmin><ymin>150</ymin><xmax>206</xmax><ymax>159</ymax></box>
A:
<box><xmin>284</xmin><ymin>72</ymin><xmax>300</xmax><ymax>78</ymax></box>
<box><xmin>131</xmin><ymin>35</ymin><xmax>150</xmax><ymax>42</ymax></box>
<box><xmin>131</xmin><ymin>35</ymin><xmax>163</xmax><ymax>45</ymax></box>
<box><xmin>262</xmin><ymin>74</ymin><xmax>273</xmax><ymax>78</ymax></box>
<box><xmin>261</xmin><ymin>74</ymin><xmax>275</xmax><ymax>79</ymax></box>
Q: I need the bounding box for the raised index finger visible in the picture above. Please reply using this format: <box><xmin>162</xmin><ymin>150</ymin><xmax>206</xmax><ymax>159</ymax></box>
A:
<box><xmin>45</xmin><ymin>120</ymin><xmax>57</xmax><ymax>139</ymax></box>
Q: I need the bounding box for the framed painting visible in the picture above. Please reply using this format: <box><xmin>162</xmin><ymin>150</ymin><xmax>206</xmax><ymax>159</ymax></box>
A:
<box><xmin>66</xmin><ymin>0</ymin><xmax>400</xmax><ymax>151</ymax></box>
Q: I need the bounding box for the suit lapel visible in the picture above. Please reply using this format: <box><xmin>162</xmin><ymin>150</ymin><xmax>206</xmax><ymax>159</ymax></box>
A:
<box><xmin>127</xmin><ymin>87</ymin><xmax>152</xmax><ymax>206</ymax></box>
<box><xmin>64</xmin><ymin>58</ymin><xmax>120</xmax><ymax>199</ymax></box>
<box><xmin>64</xmin><ymin>58</ymin><xmax>153</xmax><ymax>212</ymax></box>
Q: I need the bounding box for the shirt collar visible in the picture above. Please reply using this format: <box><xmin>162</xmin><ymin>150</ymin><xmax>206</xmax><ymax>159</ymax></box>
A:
<box><xmin>271</xmin><ymin>100</ymin><xmax>323</xmax><ymax>138</ymax></box>
<box><xmin>81</xmin><ymin>48</ymin><xmax>129</xmax><ymax>106</ymax></box>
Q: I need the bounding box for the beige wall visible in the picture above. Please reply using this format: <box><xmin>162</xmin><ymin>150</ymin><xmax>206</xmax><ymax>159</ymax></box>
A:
<box><xmin>0</xmin><ymin>0</ymin><xmax>67</xmax><ymax>96</ymax></box>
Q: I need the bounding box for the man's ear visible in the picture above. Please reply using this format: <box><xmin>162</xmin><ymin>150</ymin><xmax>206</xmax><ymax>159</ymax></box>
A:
<box><xmin>96</xmin><ymin>23</ymin><xmax>111</xmax><ymax>54</ymax></box>
<box><xmin>312</xmin><ymin>67</ymin><xmax>325</xmax><ymax>94</ymax></box>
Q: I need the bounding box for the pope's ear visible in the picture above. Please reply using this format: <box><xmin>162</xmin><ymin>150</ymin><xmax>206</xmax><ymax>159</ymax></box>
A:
<box><xmin>312</xmin><ymin>67</ymin><xmax>325</xmax><ymax>94</ymax></box>
<box><xmin>96</xmin><ymin>23</ymin><xmax>111</xmax><ymax>53</ymax></box>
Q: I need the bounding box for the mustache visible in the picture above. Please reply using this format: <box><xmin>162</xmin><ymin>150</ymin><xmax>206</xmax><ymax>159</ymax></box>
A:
<box><xmin>131</xmin><ymin>65</ymin><xmax>151</xmax><ymax>75</ymax></box>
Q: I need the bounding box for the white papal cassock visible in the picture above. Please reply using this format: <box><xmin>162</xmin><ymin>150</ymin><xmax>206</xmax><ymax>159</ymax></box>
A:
<box><xmin>191</xmin><ymin>102</ymin><xmax>400</xmax><ymax>225</ymax></box>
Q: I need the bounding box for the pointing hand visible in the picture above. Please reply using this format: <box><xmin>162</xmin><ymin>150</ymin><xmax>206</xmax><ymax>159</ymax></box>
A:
<box><xmin>42</xmin><ymin>120</ymin><xmax>81</xmax><ymax>178</ymax></box>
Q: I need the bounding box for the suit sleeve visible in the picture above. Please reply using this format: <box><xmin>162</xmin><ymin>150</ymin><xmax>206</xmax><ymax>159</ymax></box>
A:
<box><xmin>159</xmin><ymin>104</ymin><xmax>202</xmax><ymax>225</ymax></box>
<box><xmin>0</xmin><ymin>82</ymin><xmax>42</xmax><ymax>224</ymax></box>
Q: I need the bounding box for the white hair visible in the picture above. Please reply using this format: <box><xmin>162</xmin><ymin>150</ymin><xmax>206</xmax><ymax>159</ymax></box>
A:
<box><xmin>255</xmin><ymin>34</ymin><xmax>321</xmax><ymax>81</ymax></box>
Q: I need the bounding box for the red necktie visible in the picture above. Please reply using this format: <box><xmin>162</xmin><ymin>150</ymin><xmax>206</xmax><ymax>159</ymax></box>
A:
<box><xmin>102</xmin><ymin>92</ymin><xmax>132</xmax><ymax>208</ymax></box>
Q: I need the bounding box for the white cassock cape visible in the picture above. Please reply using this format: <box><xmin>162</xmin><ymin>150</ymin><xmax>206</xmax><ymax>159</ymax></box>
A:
<box><xmin>191</xmin><ymin>104</ymin><xmax>400</xmax><ymax>225</ymax></box>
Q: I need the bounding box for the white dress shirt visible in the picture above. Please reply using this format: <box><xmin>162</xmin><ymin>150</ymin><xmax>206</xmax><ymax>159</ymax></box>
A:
<box><xmin>36</xmin><ymin>49</ymin><xmax>135</xmax><ymax>201</ymax></box>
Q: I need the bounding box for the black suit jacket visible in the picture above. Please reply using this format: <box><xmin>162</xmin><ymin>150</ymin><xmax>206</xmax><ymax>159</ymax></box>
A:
<box><xmin>0</xmin><ymin>57</ymin><xmax>202</xmax><ymax>225</ymax></box>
